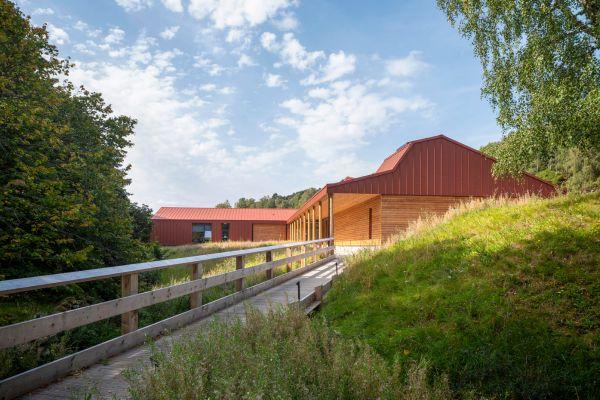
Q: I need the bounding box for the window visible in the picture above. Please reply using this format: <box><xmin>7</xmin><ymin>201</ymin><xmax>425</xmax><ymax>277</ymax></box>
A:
<box><xmin>221</xmin><ymin>223</ymin><xmax>230</xmax><ymax>241</ymax></box>
<box><xmin>192</xmin><ymin>223</ymin><xmax>212</xmax><ymax>243</ymax></box>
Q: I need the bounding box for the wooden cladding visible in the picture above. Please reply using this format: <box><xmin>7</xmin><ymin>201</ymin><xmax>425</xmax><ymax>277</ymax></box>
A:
<box><xmin>333</xmin><ymin>196</ymin><xmax>381</xmax><ymax>243</ymax></box>
<box><xmin>380</xmin><ymin>195</ymin><xmax>464</xmax><ymax>241</ymax></box>
<box><xmin>252</xmin><ymin>224</ymin><xmax>286</xmax><ymax>241</ymax></box>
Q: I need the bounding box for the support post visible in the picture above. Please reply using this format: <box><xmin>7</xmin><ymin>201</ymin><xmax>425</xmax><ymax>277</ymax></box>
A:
<box><xmin>286</xmin><ymin>247</ymin><xmax>292</xmax><ymax>272</ymax></box>
<box><xmin>328</xmin><ymin>194</ymin><xmax>334</xmax><ymax>248</ymax></box>
<box><xmin>314</xmin><ymin>284</ymin><xmax>323</xmax><ymax>301</ymax></box>
<box><xmin>311</xmin><ymin>206</ymin><xmax>316</xmax><ymax>262</ymax></box>
<box><xmin>190</xmin><ymin>262</ymin><xmax>203</xmax><ymax>309</ymax></box>
<box><xmin>121</xmin><ymin>273</ymin><xmax>139</xmax><ymax>334</ymax></box>
<box><xmin>318</xmin><ymin>201</ymin><xmax>322</xmax><ymax>239</ymax></box>
<box><xmin>265</xmin><ymin>250</ymin><xmax>273</xmax><ymax>280</ymax></box>
<box><xmin>235</xmin><ymin>255</ymin><xmax>244</xmax><ymax>291</ymax></box>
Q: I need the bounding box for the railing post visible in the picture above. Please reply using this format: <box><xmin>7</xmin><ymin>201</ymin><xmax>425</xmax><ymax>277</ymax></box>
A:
<box><xmin>190</xmin><ymin>262</ymin><xmax>203</xmax><ymax>309</ymax></box>
<box><xmin>265</xmin><ymin>250</ymin><xmax>273</xmax><ymax>280</ymax></box>
<box><xmin>314</xmin><ymin>284</ymin><xmax>323</xmax><ymax>301</ymax></box>
<box><xmin>235</xmin><ymin>255</ymin><xmax>244</xmax><ymax>291</ymax></box>
<box><xmin>301</xmin><ymin>242</ymin><xmax>306</xmax><ymax>267</ymax></box>
<box><xmin>286</xmin><ymin>247</ymin><xmax>292</xmax><ymax>272</ymax></box>
<box><xmin>121</xmin><ymin>273</ymin><xmax>138</xmax><ymax>334</ymax></box>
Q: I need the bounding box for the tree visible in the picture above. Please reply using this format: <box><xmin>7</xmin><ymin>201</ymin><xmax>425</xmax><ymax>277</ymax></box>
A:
<box><xmin>129</xmin><ymin>203</ymin><xmax>154</xmax><ymax>242</ymax></box>
<box><xmin>438</xmin><ymin>0</ymin><xmax>599</xmax><ymax>178</ymax></box>
<box><xmin>215</xmin><ymin>200</ymin><xmax>232</xmax><ymax>208</ymax></box>
<box><xmin>0</xmin><ymin>1</ymin><xmax>150</xmax><ymax>280</ymax></box>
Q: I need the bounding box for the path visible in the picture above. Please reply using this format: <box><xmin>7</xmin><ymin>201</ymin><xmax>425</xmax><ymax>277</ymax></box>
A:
<box><xmin>22</xmin><ymin>259</ymin><xmax>343</xmax><ymax>400</ymax></box>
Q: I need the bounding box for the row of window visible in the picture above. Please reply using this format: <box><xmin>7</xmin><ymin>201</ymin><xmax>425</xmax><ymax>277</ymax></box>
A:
<box><xmin>192</xmin><ymin>223</ymin><xmax>229</xmax><ymax>243</ymax></box>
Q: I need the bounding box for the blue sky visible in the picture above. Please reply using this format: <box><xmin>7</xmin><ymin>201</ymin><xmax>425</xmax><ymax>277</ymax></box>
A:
<box><xmin>18</xmin><ymin>0</ymin><xmax>502</xmax><ymax>210</ymax></box>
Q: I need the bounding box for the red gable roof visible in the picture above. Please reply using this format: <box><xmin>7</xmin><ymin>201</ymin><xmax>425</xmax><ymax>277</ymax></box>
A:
<box><xmin>375</xmin><ymin>143</ymin><xmax>410</xmax><ymax>173</ymax></box>
<box><xmin>152</xmin><ymin>207</ymin><xmax>296</xmax><ymax>221</ymax></box>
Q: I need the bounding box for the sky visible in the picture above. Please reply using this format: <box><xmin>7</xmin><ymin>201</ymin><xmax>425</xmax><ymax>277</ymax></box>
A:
<box><xmin>18</xmin><ymin>0</ymin><xmax>503</xmax><ymax>210</ymax></box>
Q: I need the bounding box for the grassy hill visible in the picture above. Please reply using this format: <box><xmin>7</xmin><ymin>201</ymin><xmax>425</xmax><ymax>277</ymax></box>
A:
<box><xmin>322</xmin><ymin>193</ymin><xmax>599</xmax><ymax>398</ymax></box>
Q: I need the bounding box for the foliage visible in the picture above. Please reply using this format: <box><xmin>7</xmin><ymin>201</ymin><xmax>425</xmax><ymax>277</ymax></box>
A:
<box><xmin>129</xmin><ymin>202</ymin><xmax>154</xmax><ymax>242</ymax></box>
<box><xmin>323</xmin><ymin>193</ymin><xmax>599</xmax><ymax>398</ymax></box>
<box><xmin>0</xmin><ymin>0</ymin><xmax>151</xmax><ymax>281</ymax></box>
<box><xmin>125</xmin><ymin>307</ymin><xmax>452</xmax><ymax>400</ymax></box>
<box><xmin>438</xmin><ymin>0</ymin><xmax>599</xmax><ymax>177</ymax></box>
<box><xmin>233</xmin><ymin>187</ymin><xmax>318</xmax><ymax>209</ymax></box>
<box><xmin>482</xmin><ymin>141</ymin><xmax>600</xmax><ymax>192</ymax></box>
<box><xmin>214</xmin><ymin>199</ymin><xmax>232</xmax><ymax>208</ymax></box>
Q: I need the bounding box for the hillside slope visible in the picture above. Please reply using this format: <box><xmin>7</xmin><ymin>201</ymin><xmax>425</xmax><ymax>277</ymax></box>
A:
<box><xmin>323</xmin><ymin>193</ymin><xmax>599</xmax><ymax>398</ymax></box>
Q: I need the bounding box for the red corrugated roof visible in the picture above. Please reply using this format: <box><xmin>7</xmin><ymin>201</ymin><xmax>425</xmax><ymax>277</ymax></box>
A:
<box><xmin>375</xmin><ymin>143</ymin><xmax>410</xmax><ymax>173</ymax></box>
<box><xmin>152</xmin><ymin>207</ymin><xmax>297</xmax><ymax>221</ymax></box>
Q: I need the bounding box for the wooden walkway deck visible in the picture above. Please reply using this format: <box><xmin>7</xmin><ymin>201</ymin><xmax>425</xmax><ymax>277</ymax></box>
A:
<box><xmin>22</xmin><ymin>259</ymin><xmax>343</xmax><ymax>400</ymax></box>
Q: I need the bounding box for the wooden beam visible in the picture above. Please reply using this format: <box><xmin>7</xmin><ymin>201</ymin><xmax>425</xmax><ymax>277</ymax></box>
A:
<box><xmin>311</xmin><ymin>206</ymin><xmax>316</xmax><ymax>262</ymax></box>
<box><xmin>328</xmin><ymin>194</ymin><xmax>334</xmax><ymax>249</ymax></box>
<box><xmin>235</xmin><ymin>255</ymin><xmax>244</xmax><ymax>291</ymax></box>
<box><xmin>190</xmin><ymin>263</ymin><xmax>203</xmax><ymax>309</ymax></box>
<box><xmin>121</xmin><ymin>273</ymin><xmax>138</xmax><ymax>334</ymax></box>
<box><xmin>318</xmin><ymin>201</ymin><xmax>322</xmax><ymax>239</ymax></box>
<box><xmin>265</xmin><ymin>251</ymin><xmax>273</xmax><ymax>280</ymax></box>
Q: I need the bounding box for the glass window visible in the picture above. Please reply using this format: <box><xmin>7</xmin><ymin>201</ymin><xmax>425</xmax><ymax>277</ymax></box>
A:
<box><xmin>192</xmin><ymin>223</ymin><xmax>212</xmax><ymax>243</ymax></box>
<box><xmin>221</xmin><ymin>223</ymin><xmax>230</xmax><ymax>241</ymax></box>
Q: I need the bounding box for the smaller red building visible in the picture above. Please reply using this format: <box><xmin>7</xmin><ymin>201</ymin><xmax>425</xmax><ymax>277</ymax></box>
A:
<box><xmin>151</xmin><ymin>208</ymin><xmax>295</xmax><ymax>246</ymax></box>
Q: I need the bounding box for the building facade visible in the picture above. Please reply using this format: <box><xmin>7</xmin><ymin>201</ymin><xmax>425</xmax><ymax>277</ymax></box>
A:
<box><xmin>151</xmin><ymin>135</ymin><xmax>556</xmax><ymax>246</ymax></box>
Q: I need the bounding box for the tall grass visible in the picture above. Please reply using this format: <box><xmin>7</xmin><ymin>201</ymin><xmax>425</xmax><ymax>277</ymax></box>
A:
<box><xmin>323</xmin><ymin>192</ymin><xmax>600</xmax><ymax>398</ymax></box>
<box><xmin>124</xmin><ymin>306</ymin><xmax>452</xmax><ymax>400</ymax></box>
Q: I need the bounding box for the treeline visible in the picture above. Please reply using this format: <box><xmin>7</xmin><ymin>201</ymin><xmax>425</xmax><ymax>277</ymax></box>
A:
<box><xmin>216</xmin><ymin>188</ymin><xmax>318</xmax><ymax>209</ymax></box>
<box><xmin>0</xmin><ymin>1</ymin><xmax>154</xmax><ymax>281</ymax></box>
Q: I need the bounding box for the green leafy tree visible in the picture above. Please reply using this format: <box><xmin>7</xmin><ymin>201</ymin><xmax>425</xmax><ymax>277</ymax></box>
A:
<box><xmin>438</xmin><ymin>0</ymin><xmax>599</xmax><ymax>178</ymax></box>
<box><xmin>129</xmin><ymin>203</ymin><xmax>154</xmax><ymax>242</ymax></box>
<box><xmin>215</xmin><ymin>200</ymin><xmax>232</xmax><ymax>208</ymax></box>
<box><xmin>0</xmin><ymin>1</ymin><xmax>149</xmax><ymax>280</ymax></box>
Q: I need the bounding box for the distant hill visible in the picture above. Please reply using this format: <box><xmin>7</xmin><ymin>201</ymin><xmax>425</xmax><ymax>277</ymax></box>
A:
<box><xmin>323</xmin><ymin>192</ymin><xmax>599</xmax><ymax>398</ymax></box>
<box><xmin>215</xmin><ymin>188</ymin><xmax>318</xmax><ymax>209</ymax></box>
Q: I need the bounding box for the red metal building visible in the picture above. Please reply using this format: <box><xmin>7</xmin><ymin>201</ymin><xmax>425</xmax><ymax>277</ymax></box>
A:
<box><xmin>151</xmin><ymin>208</ymin><xmax>296</xmax><ymax>246</ymax></box>
<box><xmin>151</xmin><ymin>135</ymin><xmax>556</xmax><ymax>246</ymax></box>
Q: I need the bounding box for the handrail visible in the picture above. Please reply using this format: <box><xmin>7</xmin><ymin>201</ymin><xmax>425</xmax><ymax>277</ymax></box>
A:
<box><xmin>0</xmin><ymin>238</ymin><xmax>335</xmax><ymax>400</ymax></box>
<box><xmin>0</xmin><ymin>238</ymin><xmax>332</xmax><ymax>295</ymax></box>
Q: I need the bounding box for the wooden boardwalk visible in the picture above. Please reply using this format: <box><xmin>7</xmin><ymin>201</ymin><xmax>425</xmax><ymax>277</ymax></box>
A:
<box><xmin>22</xmin><ymin>259</ymin><xmax>343</xmax><ymax>400</ymax></box>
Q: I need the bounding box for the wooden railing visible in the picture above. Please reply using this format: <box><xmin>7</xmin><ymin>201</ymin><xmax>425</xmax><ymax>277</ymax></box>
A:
<box><xmin>0</xmin><ymin>238</ymin><xmax>335</xmax><ymax>400</ymax></box>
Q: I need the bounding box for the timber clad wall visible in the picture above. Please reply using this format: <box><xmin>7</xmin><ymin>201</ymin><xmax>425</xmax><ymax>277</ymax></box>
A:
<box><xmin>380</xmin><ymin>195</ymin><xmax>465</xmax><ymax>241</ymax></box>
<box><xmin>253</xmin><ymin>224</ymin><xmax>286</xmax><ymax>241</ymax></box>
<box><xmin>334</xmin><ymin>196</ymin><xmax>381</xmax><ymax>244</ymax></box>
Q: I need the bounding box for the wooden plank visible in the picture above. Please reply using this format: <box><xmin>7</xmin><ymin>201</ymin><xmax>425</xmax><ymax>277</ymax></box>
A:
<box><xmin>265</xmin><ymin>251</ymin><xmax>273</xmax><ymax>280</ymax></box>
<box><xmin>0</xmin><ymin>246</ymin><xmax>333</xmax><ymax>349</ymax></box>
<box><xmin>121</xmin><ymin>274</ymin><xmax>138</xmax><ymax>334</ymax></box>
<box><xmin>0</xmin><ymin>238</ymin><xmax>333</xmax><ymax>296</ymax></box>
<box><xmin>235</xmin><ymin>255</ymin><xmax>244</xmax><ymax>291</ymax></box>
<box><xmin>0</xmin><ymin>255</ymin><xmax>336</xmax><ymax>400</ymax></box>
<box><xmin>190</xmin><ymin>263</ymin><xmax>203</xmax><ymax>309</ymax></box>
<box><xmin>286</xmin><ymin>247</ymin><xmax>292</xmax><ymax>272</ymax></box>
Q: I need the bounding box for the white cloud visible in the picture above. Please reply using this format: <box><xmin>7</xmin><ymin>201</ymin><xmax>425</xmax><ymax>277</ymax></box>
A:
<box><xmin>386</xmin><ymin>51</ymin><xmax>430</xmax><ymax>77</ymax></box>
<box><xmin>104</xmin><ymin>27</ymin><xmax>125</xmax><ymax>44</ymax></box>
<box><xmin>237</xmin><ymin>54</ymin><xmax>256</xmax><ymax>68</ymax></box>
<box><xmin>160</xmin><ymin>25</ymin><xmax>180</xmax><ymax>40</ymax></box>
<box><xmin>225</xmin><ymin>28</ymin><xmax>245</xmax><ymax>43</ymax></box>
<box><xmin>193</xmin><ymin>55</ymin><xmax>225</xmax><ymax>76</ymax></box>
<box><xmin>188</xmin><ymin>0</ymin><xmax>294</xmax><ymax>29</ymax></box>
<box><xmin>47</xmin><ymin>24</ymin><xmax>69</xmax><ymax>45</ymax></box>
<box><xmin>302</xmin><ymin>51</ymin><xmax>356</xmax><ymax>85</ymax></box>
<box><xmin>264</xmin><ymin>73</ymin><xmax>285</xmax><ymax>87</ymax></box>
<box><xmin>272</xmin><ymin>12</ymin><xmax>298</xmax><ymax>30</ymax></box>
<box><xmin>115</xmin><ymin>0</ymin><xmax>153</xmax><ymax>12</ymax></box>
<box><xmin>274</xmin><ymin>33</ymin><xmax>324</xmax><ymax>70</ymax></box>
<box><xmin>32</xmin><ymin>8</ymin><xmax>54</xmax><ymax>15</ymax></box>
<box><xmin>260</xmin><ymin>31</ymin><xmax>278</xmax><ymax>52</ymax></box>
<box><xmin>161</xmin><ymin>0</ymin><xmax>183</xmax><ymax>12</ymax></box>
<box><xmin>278</xmin><ymin>81</ymin><xmax>432</xmax><ymax>172</ymax></box>
<box><xmin>74</xmin><ymin>21</ymin><xmax>88</xmax><ymax>31</ymax></box>
<box><xmin>74</xmin><ymin>43</ymin><xmax>96</xmax><ymax>56</ymax></box>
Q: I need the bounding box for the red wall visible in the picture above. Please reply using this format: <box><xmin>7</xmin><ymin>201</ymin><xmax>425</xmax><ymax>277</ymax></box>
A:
<box><xmin>330</xmin><ymin>137</ymin><xmax>555</xmax><ymax>197</ymax></box>
<box><xmin>151</xmin><ymin>220</ymin><xmax>288</xmax><ymax>246</ymax></box>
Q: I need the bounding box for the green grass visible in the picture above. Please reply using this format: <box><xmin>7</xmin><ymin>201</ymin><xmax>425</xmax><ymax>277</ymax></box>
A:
<box><xmin>123</xmin><ymin>306</ymin><xmax>453</xmax><ymax>400</ymax></box>
<box><xmin>322</xmin><ymin>193</ymin><xmax>599</xmax><ymax>399</ymax></box>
